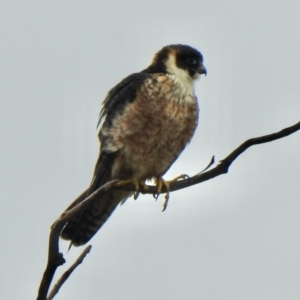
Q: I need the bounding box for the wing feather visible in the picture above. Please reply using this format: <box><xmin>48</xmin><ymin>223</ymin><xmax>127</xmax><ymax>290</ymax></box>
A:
<box><xmin>61</xmin><ymin>73</ymin><xmax>149</xmax><ymax>245</ymax></box>
<box><xmin>97</xmin><ymin>73</ymin><xmax>149</xmax><ymax>128</ymax></box>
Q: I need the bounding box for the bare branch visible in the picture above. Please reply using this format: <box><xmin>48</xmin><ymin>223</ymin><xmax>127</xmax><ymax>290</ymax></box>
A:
<box><xmin>36</xmin><ymin>120</ymin><xmax>300</xmax><ymax>300</ymax></box>
<box><xmin>46</xmin><ymin>245</ymin><xmax>92</xmax><ymax>300</ymax></box>
<box><xmin>36</xmin><ymin>189</ymin><xmax>89</xmax><ymax>300</ymax></box>
<box><xmin>37</xmin><ymin>183</ymin><xmax>121</xmax><ymax>300</ymax></box>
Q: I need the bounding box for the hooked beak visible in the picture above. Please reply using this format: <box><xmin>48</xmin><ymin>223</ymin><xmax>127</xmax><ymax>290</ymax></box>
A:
<box><xmin>198</xmin><ymin>64</ymin><xmax>207</xmax><ymax>76</ymax></box>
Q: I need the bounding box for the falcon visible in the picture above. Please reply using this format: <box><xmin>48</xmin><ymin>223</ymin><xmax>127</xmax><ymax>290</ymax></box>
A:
<box><xmin>61</xmin><ymin>44</ymin><xmax>206</xmax><ymax>246</ymax></box>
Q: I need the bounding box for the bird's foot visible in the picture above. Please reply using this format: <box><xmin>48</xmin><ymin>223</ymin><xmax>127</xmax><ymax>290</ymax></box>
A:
<box><xmin>117</xmin><ymin>178</ymin><xmax>148</xmax><ymax>200</ymax></box>
<box><xmin>155</xmin><ymin>174</ymin><xmax>189</xmax><ymax>212</ymax></box>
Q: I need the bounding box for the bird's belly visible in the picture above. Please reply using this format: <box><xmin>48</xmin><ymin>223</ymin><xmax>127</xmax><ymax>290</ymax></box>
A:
<box><xmin>120</xmin><ymin>97</ymin><xmax>199</xmax><ymax>180</ymax></box>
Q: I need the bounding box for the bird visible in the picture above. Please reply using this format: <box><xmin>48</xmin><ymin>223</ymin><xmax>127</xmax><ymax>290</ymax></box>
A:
<box><xmin>60</xmin><ymin>44</ymin><xmax>206</xmax><ymax>246</ymax></box>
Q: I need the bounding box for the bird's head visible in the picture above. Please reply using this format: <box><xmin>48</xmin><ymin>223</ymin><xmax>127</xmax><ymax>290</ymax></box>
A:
<box><xmin>150</xmin><ymin>44</ymin><xmax>206</xmax><ymax>82</ymax></box>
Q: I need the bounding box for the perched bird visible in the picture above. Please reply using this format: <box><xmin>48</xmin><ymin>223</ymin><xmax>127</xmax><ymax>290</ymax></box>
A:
<box><xmin>60</xmin><ymin>44</ymin><xmax>206</xmax><ymax>246</ymax></box>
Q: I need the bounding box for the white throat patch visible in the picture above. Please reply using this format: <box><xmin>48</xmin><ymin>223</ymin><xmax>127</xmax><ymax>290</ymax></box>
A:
<box><xmin>165</xmin><ymin>53</ymin><xmax>195</xmax><ymax>95</ymax></box>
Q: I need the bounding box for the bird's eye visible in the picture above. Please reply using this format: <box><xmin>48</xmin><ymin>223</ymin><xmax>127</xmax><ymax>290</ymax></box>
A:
<box><xmin>186</xmin><ymin>57</ymin><xmax>197</xmax><ymax>65</ymax></box>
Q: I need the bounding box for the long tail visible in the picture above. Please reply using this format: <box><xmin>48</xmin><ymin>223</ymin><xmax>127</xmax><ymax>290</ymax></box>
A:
<box><xmin>60</xmin><ymin>189</ymin><xmax>128</xmax><ymax>246</ymax></box>
<box><xmin>60</xmin><ymin>151</ymin><xmax>132</xmax><ymax>246</ymax></box>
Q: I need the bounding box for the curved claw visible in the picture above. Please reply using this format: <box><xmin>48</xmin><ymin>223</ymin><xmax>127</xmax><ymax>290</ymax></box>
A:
<box><xmin>162</xmin><ymin>193</ymin><xmax>169</xmax><ymax>212</ymax></box>
<box><xmin>117</xmin><ymin>178</ymin><xmax>148</xmax><ymax>200</ymax></box>
<box><xmin>155</xmin><ymin>174</ymin><xmax>189</xmax><ymax>211</ymax></box>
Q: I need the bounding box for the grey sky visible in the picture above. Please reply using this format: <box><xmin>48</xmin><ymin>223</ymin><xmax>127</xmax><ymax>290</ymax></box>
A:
<box><xmin>1</xmin><ymin>1</ymin><xmax>300</xmax><ymax>299</ymax></box>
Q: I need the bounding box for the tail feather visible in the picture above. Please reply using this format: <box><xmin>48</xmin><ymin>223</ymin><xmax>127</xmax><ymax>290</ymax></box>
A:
<box><xmin>60</xmin><ymin>192</ymin><xmax>119</xmax><ymax>246</ymax></box>
<box><xmin>60</xmin><ymin>151</ymin><xmax>134</xmax><ymax>246</ymax></box>
<box><xmin>60</xmin><ymin>189</ymin><xmax>132</xmax><ymax>246</ymax></box>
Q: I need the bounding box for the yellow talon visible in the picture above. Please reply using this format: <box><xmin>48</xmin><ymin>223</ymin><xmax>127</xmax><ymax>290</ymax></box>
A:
<box><xmin>155</xmin><ymin>174</ymin><xmax>189</xmax><ymax>211</ymax></box>
<box><xmin>117</xmin><ymin>178</ymin><xmax>148</xmax><ymax>200</ymax></box>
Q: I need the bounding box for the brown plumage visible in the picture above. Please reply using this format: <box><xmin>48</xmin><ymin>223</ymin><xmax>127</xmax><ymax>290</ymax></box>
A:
<box><xmin>60</xmin><ymin>44</ymin><xmax>206</xmax><ymax>246</ymax></box>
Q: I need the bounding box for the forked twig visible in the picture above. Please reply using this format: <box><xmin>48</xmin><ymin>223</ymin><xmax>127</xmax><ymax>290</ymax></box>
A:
<box><xmin>46</xmin><ymin>245</ymin><xmax>92</xmax><ymax>300</ymax></box>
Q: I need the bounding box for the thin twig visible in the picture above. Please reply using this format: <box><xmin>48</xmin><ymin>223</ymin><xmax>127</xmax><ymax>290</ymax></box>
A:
<box><xmin>46</xmin><ymin>245</ymin><xmax>92</xmax><ymax>300</ymax></box>
<box><xmin>197</xmin><ymin>155</ymin><xmax>215</xmax><ymax>174</ymax></box>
